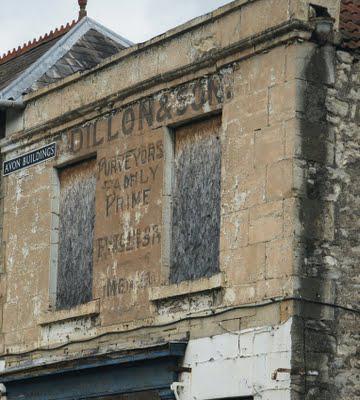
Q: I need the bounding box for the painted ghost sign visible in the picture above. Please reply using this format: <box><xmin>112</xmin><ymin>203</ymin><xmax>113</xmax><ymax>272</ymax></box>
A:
<box><xmin>66</xmin><ymin>74</ymin><xmax>232</xmax><ymax>155</ymax></box>
<box><xmin>60</xmin><ymin>71</ymin><xmax>232</xmax><ymax>322</ymax></box>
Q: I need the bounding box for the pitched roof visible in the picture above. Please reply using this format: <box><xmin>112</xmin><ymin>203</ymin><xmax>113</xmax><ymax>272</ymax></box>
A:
<box><xmin>0</xmin><ymin>35</ymin><xmax>65</xmax><ymax>92</ymax></box>
<box><xmin>0</xmin><ymin>21</ymin><xmax>77</xmax><ymax>66</ymax></box>
<box><xmin>31</xmin><ymin>28</ymin><xmax>128</xmax><ymax>92</ymax></box>
<box><xmin>3</xmin><ymin>1</ymin><xmax>356</xmax><ymax>100</ymax></box>
<box><xmin>340</xmin><ymin>0</ymin><xmax>360</xmax><ymax>51</ymax></box>
<box><xmin>0</xmin><ymin>18</ymin><xmax>132</xmax><ymax>100</ymax></box>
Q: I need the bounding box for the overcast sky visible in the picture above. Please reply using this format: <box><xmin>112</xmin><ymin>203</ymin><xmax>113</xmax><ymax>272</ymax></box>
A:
<box><xmin>0</xmin><ymin>0</ymin><xmax>231</xmax><ymax>55</ymax></box>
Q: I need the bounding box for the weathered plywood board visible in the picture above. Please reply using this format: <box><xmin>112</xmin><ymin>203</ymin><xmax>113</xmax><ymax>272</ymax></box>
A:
<box><xmin>170</xmin><ymin>116</ymin><xmax>222</xmax><ymax>283</ymax></box>
<box><xmin>56</xmin><ymin>158</ymin><xmax>96</xmax><ymax>310</ymax></box>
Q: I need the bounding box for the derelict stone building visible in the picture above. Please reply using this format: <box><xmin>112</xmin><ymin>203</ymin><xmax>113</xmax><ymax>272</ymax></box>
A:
<box><xmin>0</xmin><ymin>0</ymin><xmax>358</xmax><ymax>399</ymax></box>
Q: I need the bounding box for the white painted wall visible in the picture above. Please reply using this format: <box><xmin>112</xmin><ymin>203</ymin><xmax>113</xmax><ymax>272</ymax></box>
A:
<box><xmin>176</xmin><ymin>319</ymin><xmax>292</xmax><ymax>400</ymax></box>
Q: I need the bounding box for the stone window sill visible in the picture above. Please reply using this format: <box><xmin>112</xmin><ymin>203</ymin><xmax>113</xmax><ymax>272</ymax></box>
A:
<box><xmin>38</xmin><ymin>299</ymin><xmax>100</xmax><ymax>326</ymax></box>
<box><xmin>149</xmin><ymin>273</ymin><xmax>224</xmax><ymax>302</ymax></box>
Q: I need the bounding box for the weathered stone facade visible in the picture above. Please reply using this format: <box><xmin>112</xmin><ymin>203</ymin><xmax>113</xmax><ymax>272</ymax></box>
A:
<box><xmin>291</xmin><ymin>46</ymin><xmax>359</xmax><ymax>400</ymax></box>
<box><xmin>0</xmin><ymin>1</ymin><xmax>357</xmax><ymax>399</ymax></box>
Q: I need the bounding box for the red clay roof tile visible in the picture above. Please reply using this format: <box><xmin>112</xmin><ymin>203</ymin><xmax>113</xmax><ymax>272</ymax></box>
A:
<box><xmin>0</xmin><ymin>20</ymin><xmax>77</xmax><ymax>66</ymax></box>
<box><xmin>340</xmin><ymin>0</ymin><xmax>360</xmax><ymax>51</ymax></box>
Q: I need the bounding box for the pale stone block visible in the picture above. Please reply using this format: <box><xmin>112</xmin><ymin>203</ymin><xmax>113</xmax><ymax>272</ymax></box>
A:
<box><xmin>223</xmin><ymin>128</ymin><xmax>254</xmax><ymax>176</ymax></box>
<box><xmin>249</xmin><ymin>201</ymin><xmax>283</xmax><ymax>243</ymax></box>
<box><xmin>266</xmin><ymin>159</ymin><xmax>293</xmax><ymax>201</ymax></box>
<box><xmin>255</xmin><ymin>124</ymin><xmax>286</xmax><ymax>166</ymax></box>
<box><xmin>240</xmin><ymin>0</ymin><xmax>289</xmax><ymax>39</ymax></box>
<box><xmin>235</xmin><ymin>46</ymin><xmax>286</xmax><ymax>94</ymax></box>
<box><xmin>222</xmin><ymin>165</ymin><xmax>266</xmax><ymax>213</ymax></box>
<box><xmin>248</xmin><ymin>303</ymin><xmax>281</xmax><ymax>329</ymax></box>
<box><xmin>283</xmin><ymin>197</ymin><xmax>298</xmax><ymax>238</ymax></box>
<box><xmin>220</xmin><ymin>209</ymin><xmax>249</xmax><ymax>251</ymax></box>
<box><xmin>266</xmin><ymin>237</ymin><xmax>294</xmax><ymax>279</ymax></box>
<box><xmin>39</xmin><ymin>299</ymin><xmax>100</xmax><ymax>325</ymax></box>
<box><xmin>224</xmin><ymin>243</ymin><xmax>266</xmax><ymax>284</ymax></box>
<box><xmin>257</xmin><ymin>277</ymin><xmax>293</xmax><ymax>300</ymax></box>
<box><xmin>2</xmin><ymin>303</ymin><xmax>18</xmax><ymax>333</ymax></box>
<box><xmin>269</xmin><ymin>81</ymin><xmax>298</xmax><ymax>125</ymax></box>
<box><xmin>4</xmin><ymin>330</ymin><xmax>22</xmax><ymax>349</ymax></box>
<box><xmin>149</xmin><ymin>273</ymin><xmax>224</xmax><ymax>302</ymax></box>
<box><xmin>223</xmin><ymin>284</ymin><xmax>257</xmax><ymax>306</ymax></box>
<box><xmin>17</xmin><ymin>297</ymin><xmax>37</xmax><ymax>330</ymax></box>
<box><xmin>225</xmin><ymin>89</ymin><xmax>269</xmax><ymax>131</ymax></box>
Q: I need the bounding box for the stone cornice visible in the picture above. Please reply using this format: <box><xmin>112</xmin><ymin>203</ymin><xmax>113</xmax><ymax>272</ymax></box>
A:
<box><xmin>1</xmin><ymin>19</ymin><xmax>312</xmax><ymax>155</ymax></box>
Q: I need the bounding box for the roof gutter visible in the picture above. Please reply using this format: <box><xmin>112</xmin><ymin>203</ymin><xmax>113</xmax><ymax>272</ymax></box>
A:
<box><xmin>0</xmin><ymin>100</ymin><xmax>25</xmax><ymax>110</ymax></box>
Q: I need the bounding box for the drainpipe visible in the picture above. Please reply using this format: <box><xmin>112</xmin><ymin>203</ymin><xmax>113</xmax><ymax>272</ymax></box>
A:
<box><xmin>0</xmin><ymin>100</ymin><xmax>25</xmax><ymax>110</ymax></box>
<box><xmin>308</xmin><ymin>5</ymin><xmax>336</xmax><ymax>46</ymax></box>
<box><xmin>170</xmin><ymin>382</ymin><xmax>184</xmax><ymax>400</ymax></box>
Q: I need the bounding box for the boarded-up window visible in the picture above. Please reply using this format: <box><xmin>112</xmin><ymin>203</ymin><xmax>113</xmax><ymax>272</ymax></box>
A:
<box><xmin>56</xmin><ymin>158</ymin><xmax>96</xmax><ymax>310</ymax></box>
<box><xmin>170</xmin><ymin>115</ymin><xmax>222</xmax><ymax>283</ymax></box>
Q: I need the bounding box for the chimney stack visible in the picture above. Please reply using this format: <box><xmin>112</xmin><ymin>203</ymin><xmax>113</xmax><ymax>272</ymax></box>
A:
<box><xmin>78</xmin><ymin>0</ymin><xmax>88</xmax><ymax>20</ymax></box>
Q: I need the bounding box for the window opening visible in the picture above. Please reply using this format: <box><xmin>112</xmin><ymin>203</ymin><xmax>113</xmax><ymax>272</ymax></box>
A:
<box><xmin>169</xmin><ymin>115</ymin><xmax>222</xmax><ymax>283</ymax></box>
<box><xmin>56</xmin><ymin>157</ymin><xmax>96</xmax><ymax>310</ymax></box>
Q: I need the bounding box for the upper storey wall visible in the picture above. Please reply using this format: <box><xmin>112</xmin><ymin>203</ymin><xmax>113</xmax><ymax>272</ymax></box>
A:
<box><xmin>0</xmin><ymin>0</ymin><xmax>345</xmax><ymax>368</ymax></box>
<box><xmin>21</xmin><ymin>0</ymin><xmax>340</xmax><ymax>134</ymax></box>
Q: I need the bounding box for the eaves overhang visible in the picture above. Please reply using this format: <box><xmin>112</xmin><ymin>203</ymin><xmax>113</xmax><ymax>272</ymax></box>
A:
<box><xmin>0</xmin><ymin>17</ymin><xmax>133</xmax><ymax>102</ymax></box>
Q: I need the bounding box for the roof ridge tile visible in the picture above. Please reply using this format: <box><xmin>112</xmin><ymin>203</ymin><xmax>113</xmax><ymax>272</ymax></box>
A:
<box><xmin>0</xmin><ymin>19</ymin><xmax>77</xmax><ymax>66</ymax></box>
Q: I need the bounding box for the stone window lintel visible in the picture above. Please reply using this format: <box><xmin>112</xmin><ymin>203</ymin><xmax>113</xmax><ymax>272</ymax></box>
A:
<box><xmin>38</xmin><ymin>299</ymin><xmax>100</xmax><ymax>326</ymax></box>
<box><xmin>149</xmin><ymin>272</ymin><xmax>224</xmax><ymax>302</ymax></box>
